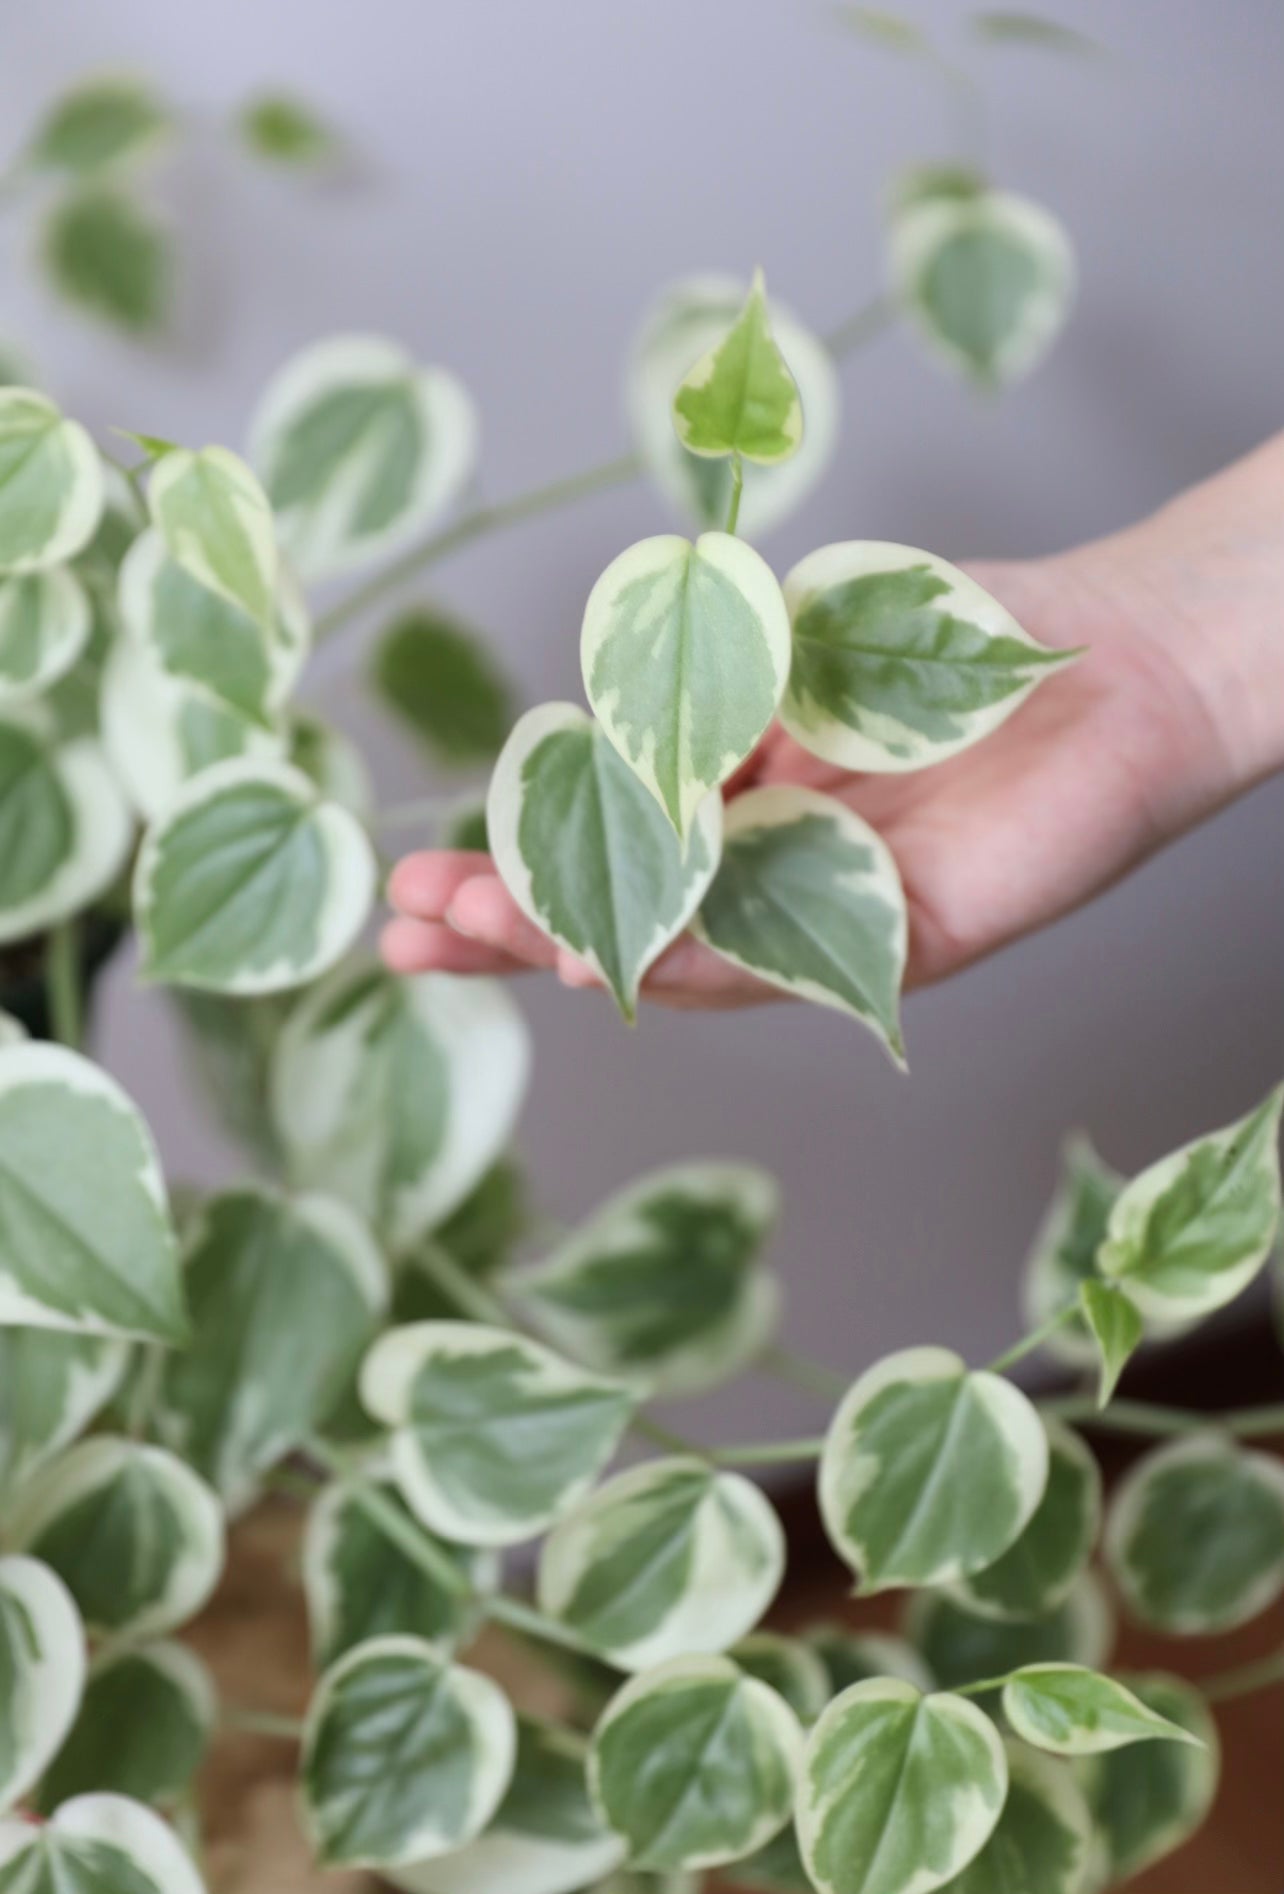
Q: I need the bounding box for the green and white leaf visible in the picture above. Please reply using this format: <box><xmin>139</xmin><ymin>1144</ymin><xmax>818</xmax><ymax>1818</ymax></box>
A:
<box><xmin>780</xmin><ymin>541</ymin><xmax>1075</xmax><ymax>773</ymax></box>
<box><xmin>797</xmin><ymin>1679</ymin><xmax>1008</xmax><ymax>1894</ymax></box>
<box><xmin>386</xmin><ymin>1717</ymin><xmax>626</xmax><ymax>1894</ymax></box>
<box><xmin>249</xmin><ymin>334</ymin><xmax>478</xmax><ymax>582</ymax></box>
<box><xmin>0</xmin><ymin>1793</ymin><xmax>206</xmax><ymax>1894</ymax></box>
<box><xmin>42</xmin><ymin>188</ymin><xmax>170</xmax><ymax>335</ymax></box>
<box><xmin>952</xmin><ymin>1417</ymin><xmax>1100</xmax><ymax>1620</ymax></box>
<box><xmin>819</xmin><ymin>1345</ymin><xmax>1049</xmax><ymax>1592</ymax></box>
<box><xmin>938</xmin><ymin>1740</ymin><xmax>1093</xmax><ymax>1894</ymax></box>
<box><xmin>1074</xmin><ymin>1673</ymin><xmax>1219</xmax><ymax>1883</ymax></box>
<box><xmin>301</xmin><ymin>1634</ymin><xmax>516</xmax><ymax>1868</ymax></box>
<box><xmin>732</xmin><ymin>1633</ymin><xmax>831</xmax><ymax>1722</ymax></box>
<box><xmin>0</xmin><ymin>568</ymin><xmax>92</xmax><ymax>701</ymax></box>
<box><xmin>905</xmin><ymin>1574</ymin><xmax>1114</xmax><ymax>1695</ymax></box>
<box><xmin>1104</xmin><ymin>1432</ymin><xmax>1284</xmax><ymax>1634</ymax></box>
<box><xmin>589</xmin><ymin>1655</ymin><xmax>802</xmax><ymax>1871</ymax></box>
<box><xmin>627</xmin><ymin>274</ymin><xmax>840</xmax><ymax>537</ymax></box>
<box><xmin>372</xmin><ymin>605</ymin><xmax>516</xmax><ymax>766</ymax></box>
<box><xmin>1097</xmin><ymin>1086</ymin><xmax>1284</xmax><ymax>1321</ymax></box>
<box><xmin>890</xmin><ymin>188</ymin><xmax>1075</xmax><ymax>387</ymax></box>
<box><xmin>0</xmin><ymin>389</ymin><xmax>103</xmax><ymax>574</ymax></box>
<box><xmin>0</xmin><ymin>1327</ymin><xmax>127</xmax><ymax>1495</ymax></box>
<box><xmin>582</xmin><ymin>534</ymin><xmax>790</xmax><ymax>840</ymax></box>
<box><xmin>1022</xmin><ymin>1135</ymin><xmax>1123</xmax><ymax>1368</ymax></box>
<box><xmin>37</xmin><ymin>1641</ymin><xmax>215</xmax><ymax>1811</ymax></box>
<box><xmin>303</xmin><ymin>1470</ymin><xmax>498</xmax><ymax>1667</ymax></box>
<box><xmin>672</xmin><ymin>270</ymin><xmax>802</xmax><ymax>465</ymax></box>
<box><xmin>119</xmin><ymin>526</ymin><xmax>308</xmax><ymax>721</ymax></box>
<box><xmin>692</xmin><ymin>785</ymin><xmax>908</xmax><ymax>1061</ymax></box>
<box><xmin>538</xmin><ymin>1457</ymin><xmax>786</xmax><ymax>1670</ymax></box>
<box><xmin>510</xmin><ymin>1160</ymin><xmax>777</xmax><ymax>1396</ymax></box>
<box><xmin>0</xmin><ymin>1042</ymin><xmax>184</xmax><ymax>1343</ymax></box>
<box><xmin>135</xmin><ymin>759</ymin><xmax>377</xmax><ymax>994</ymax></box>
<box><xmin>237</xmin><ymin>93</ymin><xmax>341</xmax><ymax>169</ymax></box>
<box><xmin>0</xmin><ymin>706</ymin><xmax>133</xmax><ymax>944</ymax></box>
<box><xmin>147</xmin><ymin>446</ymin><xmax>278</xmax><ymax>632</ymax></box>
<box><xmin>10</xmin><ymin>1436</ymin><xmax>224</xmax><ymax>1643</ymax></box>
<box><xmin>360</xmin><ymin>1321</ymin><xmax>636</xmax><ymax>1546</ymax></box>
<box><xmin>269</xmin><ymin>959</ymin><xmax>530</xmax><ymax>1249</ymax></box>
<box><xmin>806</xmin><ymin>1627</ymin><xmax>935</xmax><ymax>1697</ymax></box>
<box><xmin>487</xmin><ymin>703</ymin><xmax>722</xmax><ymax>1018</ymax></box>
<box><xmin>1078</xmin><ymin>1280</ymin><xmax>1142</xmax><ymax>1408</ymax></box>
<box><xmin>1002</xmin><ymin>1664</ymin><xmax>1199</xmax><ymax>1757</ymax></box>
<box><xmin>20</xmin><ymin>75</ymin><xmax>171</xmax><ymax>177</ymax></box>
<box><xmin>101</xmin><ymin>632</ymin><xmax>288</xmax><ymax>823</ymax></box>
<box><xmin>154</xmin><ymin>1186</ymin><xmax>386</xmax><ymax>1512</ymax></box>
<box><xmin>0</xmin><ymin>1554</ymin><xmax>85</xmax><ymax>1815</ymax></box>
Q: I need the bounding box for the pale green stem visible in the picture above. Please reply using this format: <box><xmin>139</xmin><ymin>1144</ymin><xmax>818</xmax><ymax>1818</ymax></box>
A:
<box><xmin>632</xmin><ymin>1414</ymin><xmax>705</xmax><ymax>1457</ymax></box>
<box><xmin>712</xmin><ymin>1435</ymin><xmax>827</xmax><ymax>1468</ymax></box>
<box><xmin>1202</xmin><ymin>1646</ymin><xmax>1284</xmax><ymax>1704</ymax></box>
<box><xmin>221</xmin><ymin>1706</ymin><xmax>305</xmax><ymax>1740</ymax></box>
<box><xmin>822</xmin><ymin>292</ymin><xmax>898</xmax><ymax>360</ymax></box>
<box><xmin>485</xmin><ymin>1590</ymin><xmax>612</xmax><ymax>1661</ymax></box>
<box><xmin>408</xmin><ymin>1243</ymin><xmax>509</xmax><ymax>1325</ymax></box>
<box><xmin>1225</xmin><ymin>1403</ymin><xmax>1284</xmax><ymax>1439</ymax></box>
<box><xmin>1040</xmin><ymin>1397</ymin><xmax>1284</xmax><ymax>1441</ymax></box>
<box><xmin>951</xmin><ymin>1670</ymin><xmax>1013</xmax><ymax>1699</ymax></box>
<box><xmin>265</xmin><ymin>1462</ymin><xmax>324</xmax><ymax>1504</ymax></box>
<box><xmin>45</xmin><ymin>920</ymin><xmax>82</xmax><ymax>1049</ymax></box>
<box><xmin>304</xmin><ymin>1433</ymin><xmax>471</xmax><ymax>1599</ymax></box>
<box><xmin>758</xmin><ymin>1343</ymin><xmax>850</xmax><ymax>1403</ymax></box>
<box><xmin>314</xmin><ymin>451</ymin><xmax>642</xmax><ymax>644</ymax></box>
<box><xmin>725</xmin><ymin>452</ymin><xmax>744</xmax><ymax>535</ymax></box>
<box><xmin>986</xmin><ymin>1305</ymin><xmax>1078</xmax><ymax>1377</ymax></box>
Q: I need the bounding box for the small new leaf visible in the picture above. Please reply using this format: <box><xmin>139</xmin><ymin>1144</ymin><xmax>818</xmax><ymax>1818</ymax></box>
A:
<box><xmin>673</xmin><ymin>271</ymin><xmax>803</xmax><ymax>466</ymax></box>
<box><xmin>1001</xmin><ymin>1663</ymin><xmax>1202</xmax><ymax>1756</ymax></box>
<box><xmin>43</xmin><ymin>188</ymin><xmax>170</xmax><ymax>335</ymax></box>
<box><xmin>148</xmin><ymin>445</ymin><xmax>279</xmax><ymax>632</ymax></box>
<box><xmin>238</xmin><ymin>93</ymin><xmax>341</xmax><ymax>169</ymax></box>
<box><xmin>1079</xmin><ymin>1279</ymin><xmax>1143</xmax><ymax>1408</ymax></box>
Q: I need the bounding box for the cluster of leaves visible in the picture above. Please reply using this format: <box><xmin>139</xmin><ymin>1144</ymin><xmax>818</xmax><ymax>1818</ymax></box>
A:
<box><xmin>0</xmin><ymin>72</ymin><xmax>341</xmax><ymax>337</ymax></box>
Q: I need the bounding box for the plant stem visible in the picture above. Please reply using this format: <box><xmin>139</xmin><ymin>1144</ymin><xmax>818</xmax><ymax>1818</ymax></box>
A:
<box><xmin>409</xmin><ymin>1242</ymin><xmax>510</xmax><ymax>1325</ymax></box>
<box><xmin>265</xmin><ymin>1462</ymin><xmax>325</xmax><ymax>1504</ymax></box>
<box><xmin>712</xmin><ymin>1435</ymin><xmax>827</xmax><ymax>1468</ymax></box>
<box><xmin>1040</xmin><ymin>1396</ymin><xmax>1284</xmax><ymax>1441</ymax></box>
<box><xmin>986</xmin><ymin>1306</ymin><xmax>1077</xmax><ymax>1377</ymax></box>
<box><xmin>45</xmin><ymin>920</ymin><xmax>83</xmax><ymax>1049</ymax></box>
<box><xmin>222</xmin><ymin>1706</ymin><xmax>305</xmax><ymax>1740</ymax></box>
<box><xmin>1201</xmin><ymin>1647</ymin><xmax>1284</xmax><ymax>1704</ymax></box>
<box><xmin>303</xmin><ymin>1434</ymin><xmax>471</xmax><ymax>1598</ymax></box>
<box><xmin>725</xmin><ymin>452</ymin><xmax>744</xmax><ymax>535</ymax></box>
<box><xmin>486</xmin><ymin>1590</ymin><xmax>609</xmax><ymax>1661</ymax></box>
<box><xmin>822</xmin><ymin>293</ymin><xmax>897</xmax><ymax>360</ymax></box>
<box><xmin>314</xmin><ymin>451</ymin><xmax>642</xmax><ymax>644</ymax></box>
<box><xmin>758</xmin><ymin>1344</ymin><xmax>850</xmax><ymax>1403</ymax></box>
<box><xmin>632</xmin><ymin>1414</ymin><xmax>706</xmax><ymax>1457</ymax></box>
<box><xmin>951</xmin><ymin>1671</ymin><xmax>1011</xmax><ymax>1700</ymax></box>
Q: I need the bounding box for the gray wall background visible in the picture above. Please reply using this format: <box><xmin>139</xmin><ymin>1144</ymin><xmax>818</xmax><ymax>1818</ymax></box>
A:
<box><xmin>3</xmin><ymin>0</ymin><xmax>1281</xmax><ymax>1437</ymax></box>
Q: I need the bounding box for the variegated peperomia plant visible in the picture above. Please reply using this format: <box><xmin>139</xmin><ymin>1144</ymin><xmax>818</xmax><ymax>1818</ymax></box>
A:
<box><xmin>0</xmin><ymin>35</ymin><xmax>1280</xmax><ymax>1894</ymax></box>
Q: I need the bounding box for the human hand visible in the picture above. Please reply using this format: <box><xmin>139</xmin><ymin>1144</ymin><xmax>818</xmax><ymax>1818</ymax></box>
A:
<box><xmin>382</xmin><ymin>437</ymin><xmax>1284</xmax><ymax>1007</ymax></box>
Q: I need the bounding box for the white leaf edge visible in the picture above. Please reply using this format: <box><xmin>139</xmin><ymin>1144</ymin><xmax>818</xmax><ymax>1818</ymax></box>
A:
<box><xmin>0</xmin><ymin>567</ymin><xmax>92</xmax><ymax>702</ymax></box>
<box><xmin>0</xmin><ymin>1553</ymin><xmax>85</xmax><ymax>1814</ymax></box>
<box><xmin>0</xmin><ymin>391</ymin><xmax>104</xmax><ymax>574</ymax></box>
<box><xmin>0</xmin><ymin>1792</ymin><xmax>206</xmax><ymax>1893</ymax></box>
<box><xmin>0</xmin><ymin>707</ymin><xmax>133</xmax><ymax>946</ymax></box>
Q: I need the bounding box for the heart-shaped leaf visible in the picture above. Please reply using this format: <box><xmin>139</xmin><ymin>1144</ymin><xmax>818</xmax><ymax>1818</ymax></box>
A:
<box><xmin>0</xmin><ymin>1554</ymin><xmax>85</xmax><ymax>1815</ymax></box>
<box><xmin>10</xmin><ymin>1437</ymin><xmax>224</xmax><ymax>1643</ymax></box>
<box><xmin>488</xmin><ymin>702</ymin><xmax>722</xmax><ymax>1018</ymax></box>
<box><xmin>819</xmin><ymin>1346</ymin><xmax>1048</xmax><ymax>1591</ymax></box>
<box><xmin>0</xmin><ymin>1794</ymin><xmax>206</xmax><ymax>1894</ymax></box>
<box><xmin>0</xmin><ymin>389</ymin><xmax>103</xmax><ymax>573</ymax></box>
<box><xmin>301</xmin><ymin>1635</ymin><xmax>516</xmax><ymax>1868</ymax></box>
<box><xmin>672</xmin><ymin>270</ymin><xmax>802</xmax><ymax>465</ymax></box>
<box><xmin>581</xmin><ymin>534</ymin><xmax>790</xmax><ymax>840</ymax></box>
<box><xmin>360</xmin><ymin>1322</ymin><xmax>636</xmax><ymax>1547</ymax></box>
<box><xmin>250</xmin><ymin>335</ymin><xmax>478</xmax><ymax>581</ymax></box>
<box><xmin>135</xmin><ymin>759</ymin><xmax>377</xmax><ymax>994</ymax></box>
<box><xmin>148</xmin><ymin>445</ymin><xmax>278</xmax><ymax>631</ymax></box>
<box><xmin>797</xmin><ymin>1679</ymin><xmax>1008</xmax><ymax>1894</ymax></box>
<box><xmin>1097</xmin><ymin>1085</ymin><xmax>1283</xmax><ymax>1321</ymax></box>
<box><xmin>780</xmin><ymin>541</ymin><xmax>1075</xmax><ymax>774</ymax></box>
<box><xmin>269</xmin><ymin>959</ymin><xmax>530</xmax><ymax>1249</ymax></box>
<box><xmin>538</xmin><ymin>1457</ymin><xmax>786</xmax><ymax>1670</ymax></box>
<box><xmin>511</xmin><ymin>1160</ymin><xmax>778</xmax><ymax>1395</ymax></box>
<box><xmin>938</xmin><ymin>1739</ymin><xmax>1093</xmax><ymax>1894</ymax></box>
<box><xmin>1104</xmin><ymin>1432</ymin><xmax>1284</xmax><ymax>1633</ymax></box>
<box><xmin>0</xmin><ymin>1043</ymin><xmax>184</xmax><ymax>1344</ymax></box>
<box><xmin>692</xmin><ymin>785</ymin><xmax>908</xmax><ymax>1061</ymax></box>
<box><xmin>1002</xmin><ymin>1664</ymin><xmax>1201</xmax><ymax>1755</ymax></box>
<box><xmin>589</xmin><ymin>1655</ymin><xmax>802</xmax><ymax>1871</ymax></box>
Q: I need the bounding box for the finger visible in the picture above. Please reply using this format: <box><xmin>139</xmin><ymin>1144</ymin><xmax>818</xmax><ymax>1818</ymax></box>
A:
<box><xmin>556</xmin><ymin>949</ymin><xmax>605</xmax><ymax>992</ymax></box>
<box><xmin>446</xmin><ymin>874</ymin><xmax>561</xmax><ymax>969</ymax></box>
<box><xmin>387</xmin><ymin>849</ymin><xmax>492</xmax><ymax>920</ymax></box>
<box><xmin>640</xmin><ymin>934</ymin><xmax>782</xmax><ymax>1010</ymax></box>
<box><xmin>380</xmin><ymin>917</ymin><xmax>530</xmax><ymax>977</ymax></box>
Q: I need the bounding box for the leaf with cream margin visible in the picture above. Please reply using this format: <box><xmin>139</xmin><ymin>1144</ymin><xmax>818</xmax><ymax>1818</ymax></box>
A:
<box><xmin>1074</xmin><ymin>1673</ymin><xmax>1219</xmax><ymax>1883</ymax></box>
<box><xmin>0</xmin><ymin>705</ymin><xmax>133</xmax><ymax>945</ymax></box>
<box><xmin>1002</xmin><ymin>1664</ymin><xmax>1202</xmax><ymax>1756</ymax></box>
<box><xmin>0</xmin><ymin>1794</ymin><xmax>206</xmax><ymax>1893</ymax></box>
<box><xmin>692</xmin><ymin>785</ymin><xmax>908</xmax><ymax>1062</ymax></box>
<box><xmin>1021</xmin><ymin>1133</ymin><xmax>1124</xmax><ymax>1369</ymax></box>
<box><xmin>672</xmin><ymin>270</ymin><xmax>802</xmax><ymax>465</ymax></box>
<box><xmin>0</xmin><ymin>1554</ymin><xmax>85</xmax><ymax>1814</ymax></box>
<box><xmin>0</xmin><ymin>568</ymin><xmax>92</xmax><ymax>701</ymax></box>
<box><xmin>0</xmin><ymin>1326</ymin><xmax>128</xmax><ymax>1495</ymax></box>
<box><xmin>488</xmin><ymin>702</ymin><xmax>722</xmax><ymax>1019</ymax></box>
<box><xmin>147</xmin><ymin>445</ymin><xmax>278</xmax><ymax>632</ymax></box>
<box><xmin>937</xmin><ymin>1740</ymin><xmax>1093</xmax><ymax>1894</ymax></box>
<box><xmin>36</xmin><ymin>1640</ymin><xmax>216</xmax><ymax>1811</ymax></box>
<box><xmin>0</xmin><ymin>389</ymin><xmax>103</xmax><ymax>573</ymax></box>
<box><xmin>951</xmin><ymin>1416</ymin><xmax>1101</xmax><ymax>1621</ymax></box>
<box><xmin>581</xmin><ymin>533</ymin><xmax>790</xmax><ymax>840</ymax></box>
<box><xmin>780</xmin><ymin>541</ymin><xmax>1076</xmax><ymax>774</ymax></box>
